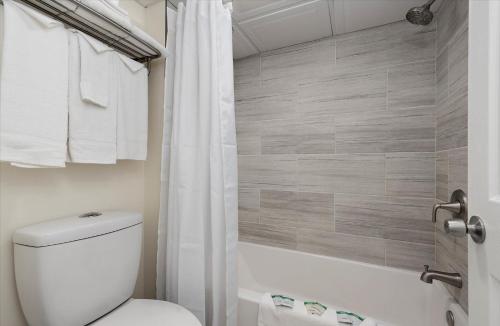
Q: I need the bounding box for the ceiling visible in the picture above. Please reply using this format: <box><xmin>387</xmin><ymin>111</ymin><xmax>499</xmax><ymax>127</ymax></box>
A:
<box><xmin>136</xmin><ymin>0</ymin><xmax>443</xmax><ymax>59</ymax></box>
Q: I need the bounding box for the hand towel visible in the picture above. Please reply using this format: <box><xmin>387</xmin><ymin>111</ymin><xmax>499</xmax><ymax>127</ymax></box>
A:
<box><xmin>78</xmin><ymin>33</ymin><xmax>111</xmax><ymax>107</ymax></box>
<box><xmin>258</xmin><ymin>293</ymin><xmax>339</xmax><ymax>326</ymax></box>
<box><xmin>116</xmin><ymin>53</ymin><xmax>148</xmax><ymax>160</ymax></box>
<box><xmin>0</xmin><ymin>0</ymin><xmax>69</xmax><ymax>167</ymax></box>
<box><xmin>67</xmin><ymin>31</ymin><xmax>117</xmax><ymax>164</ymax></box>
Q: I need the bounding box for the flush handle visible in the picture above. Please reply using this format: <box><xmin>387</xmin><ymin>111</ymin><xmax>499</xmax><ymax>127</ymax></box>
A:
<box><xmin>432</xmin><ymin>189</ymin><xmax>467</xmax><ymax>223</ymax></box>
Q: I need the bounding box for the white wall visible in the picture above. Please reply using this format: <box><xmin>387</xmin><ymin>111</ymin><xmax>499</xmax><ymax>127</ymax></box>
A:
<box><xmin>0</xmin><ymin>1</ymin><xmax>166</xmax><ymax>325</ymax></box>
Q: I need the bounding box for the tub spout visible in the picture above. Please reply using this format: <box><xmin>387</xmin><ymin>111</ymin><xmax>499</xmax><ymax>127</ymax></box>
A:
<box><xmin>420</xmin><ymin>265</ymin><xmax>462</xmax><ymax>288</ymax></box>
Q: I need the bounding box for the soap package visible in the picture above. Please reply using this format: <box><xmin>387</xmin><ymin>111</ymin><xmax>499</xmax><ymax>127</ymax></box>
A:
<box><xmin>336</xmin><ymin>310</ymin><xmax>365</xmax><ymax>325</ymax></box>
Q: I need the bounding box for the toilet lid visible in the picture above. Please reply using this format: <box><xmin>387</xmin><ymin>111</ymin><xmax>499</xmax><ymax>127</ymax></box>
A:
<box><xmin>91</xmin><ymin>299</ymin><xmax>201</xmax><ymax>326</ymax></box>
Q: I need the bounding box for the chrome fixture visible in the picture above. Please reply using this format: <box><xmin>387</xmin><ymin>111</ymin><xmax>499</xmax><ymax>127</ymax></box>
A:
<box><xmin>432</xmin><ymin>189</ymin><xmax>467</xmax><ymax>223</ymax></box>
<box><xmin>420</xmin><ymin>265</ymin><xmax>463</xmax><ymax>288</ymax></box>
<box><xmin>432</xmin><ymin>189</ymin><xmax>486</xmax><ymax>244</ymax></box>
<box><xmin>445</xmin><ymin>215</ymin><xmax>487</xmax><ymax>244</ymax></box>
<box><xmin>406</xmin><ymin>0</ymin><xmax>436</xmax><ymax>25</ymax></box>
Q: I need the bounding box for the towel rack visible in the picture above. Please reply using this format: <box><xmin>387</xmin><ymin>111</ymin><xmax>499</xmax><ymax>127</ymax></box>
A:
<box><xmin>0</xmin><ymin>0</ymin><xmax>162</xmax><ymax>62</ymax></box>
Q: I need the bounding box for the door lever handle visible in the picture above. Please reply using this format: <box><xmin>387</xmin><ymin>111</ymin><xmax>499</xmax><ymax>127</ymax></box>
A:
<box><xmin>432</xmin><ymin>189</ymin><xmax>467</xmax><ymax>223</ymax></box>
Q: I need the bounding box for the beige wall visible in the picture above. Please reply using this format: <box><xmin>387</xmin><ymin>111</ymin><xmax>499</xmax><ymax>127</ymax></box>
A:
<box><xmin>0</xmin><ymin>1</ymin><xmax>165</xmax><ymax>325</ymax></box>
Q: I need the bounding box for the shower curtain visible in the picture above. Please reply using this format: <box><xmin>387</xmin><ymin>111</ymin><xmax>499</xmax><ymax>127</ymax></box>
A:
<box><xmin>156</xmin><ymin>1</ymin><xmax>238</xmax><ymax>326</ymax></box>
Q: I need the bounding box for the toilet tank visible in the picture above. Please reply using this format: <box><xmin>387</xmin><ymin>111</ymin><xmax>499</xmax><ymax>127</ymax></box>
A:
<box><xmin>13</xmin><ymin>211</ymin><xmax>143</xmax><ymax>326</ymax></box>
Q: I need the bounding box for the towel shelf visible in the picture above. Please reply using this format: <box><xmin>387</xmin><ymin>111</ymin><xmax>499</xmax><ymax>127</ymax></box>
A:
<box><xmin>0</xmin><ymin>0</ymin><xmax>162</xmax><ymax>62</ymax></box>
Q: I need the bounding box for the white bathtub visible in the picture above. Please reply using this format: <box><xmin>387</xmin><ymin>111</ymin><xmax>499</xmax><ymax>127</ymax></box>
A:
<box><xmin>238</xmin><ymin>242</ymin><xmax>467</xmax><ymax>326</ymax></box>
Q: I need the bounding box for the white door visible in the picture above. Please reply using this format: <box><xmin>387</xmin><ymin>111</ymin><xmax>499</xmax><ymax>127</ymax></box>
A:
<box><xmin>469</xmin><ymin>1</ymin><xmax>500</xmax><ymax>325</ymax></box>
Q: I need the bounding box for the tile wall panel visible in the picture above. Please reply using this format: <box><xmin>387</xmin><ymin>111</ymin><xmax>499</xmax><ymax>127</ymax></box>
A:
<box><xmin>234</xmin><ymin>20</ymin><xmax>440</xmax><ymax>277</ymax></box>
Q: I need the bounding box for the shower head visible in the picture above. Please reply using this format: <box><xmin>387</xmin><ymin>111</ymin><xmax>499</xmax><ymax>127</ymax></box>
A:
<box><xmin>406</xmin><ymin>0</ymin><xmax>436</xmax><ymax>25</ymax></box>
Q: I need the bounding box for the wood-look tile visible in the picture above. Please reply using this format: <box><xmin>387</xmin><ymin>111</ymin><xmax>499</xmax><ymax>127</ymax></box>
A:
<box><xmin>448</xmin><ymin>26</ymin><xmax>468</xmax><ymax>97</ymax></box>
<box><xmin>335</xmin><ymin>194</ymin><xmax>435</xmax><ymax>244</ymax></box>
<box><xmin>335</xmin><ymin>107</ymin><xmax>435</xmax><ymax>153</ymax></box>
<box><xmin>298</xmin><ymin>69</ymin><xmax>387</xmax><ymax>119</ymax></box>
<box><xmin>260</xmin><ymin>190</ymin><xmax>334</xmax><ymax>230</ymax></box>
<box><xmin>297</xmin><ymin>229</ymin><xmax>386</xmax><ymax>265</ymax></box>
<box><xmin>386</xmin><ymin>240</ymin><xmax>435</xmax><ymax>271</ymax></box>
<box><xmin>238</xmin><ymin>155</ymin><xmax>297</xmax><ymax>191</ymax></box>
<box><xmin>436</xmin><ymin>0</ymin><xmax>468</xmax><ymax>53</ymax></box>
<box><xmin>296</xmin><ymin>116</ymin><xmax>335</xmax><ymax>154</ymax></box>
<box><xmin>437</xmin><ymin>91</ymin><xmax>467</xmax><ymax>151</ymax></box>
<box><xmin>388</xmin><ymin>60</ymin><xmax>436</xmax><ymax>109</ymax></box>
<box><xmin>261</xmin><ymin>37</ymin><xmax>335</xmax><ymax>81</ymax></box>
<box><xmin>386</xmin><ymin>152</ymin><xmax>436</xmax><ymax>198</ymax></box>
<box><xmin>236</xmin><ymin>120</ymin><xmax>261</xmax><ymax>155</ymax></box>
<box><xmin>239</xmin><ymin>188</ymin><xmax>260</xmax><ymax>223</ymax></box>
<box><xmin>448</xmin><ymin>147</ymin><xmax>467</xmax><ymax>195</ymax></box>
<box><xmin>436</xmin><ymin>151</ymin><xmax>449</xmax><ymax>202</ymax></box>
<box><xmin>436</xmin><ymin>47</ymin><xmax>448</xmax><ymax>106</ymax></box>
<box><xmin>336</xmin><ymin>21</ymin><xmax>435</xmax><ymax>72</ymax></box>
<box><xmin>234</xmin><ymin>55</ymin><xmax>260</xmax><ymax>86</ymax></box>
<box><xmin>239</xmin><ymin>222</ymin><xmax>297</xmax><ymax>250</ymax></box>
<box><xmin>235</xmin><ymin>85</ymin><xmax>297</xmax><ymax>122</ymax></box>
<box><xmin>260</xmin><ymin>117</ymin><xmax>335</xmax><ymax>155</ymax></box>
<box><xmin>297</xmin><ymin>154</ymin><xmax>385</xmax><ymax>194</ymax></box>
<box><xmin>259</xmin><ymin>190</ymin><xmax>297</xmax><ymax>227</ymax></box>
<box><xmin>261</xmin><ymin>119</ymin><xmax>300</xmax><ymax>155</ymax></box>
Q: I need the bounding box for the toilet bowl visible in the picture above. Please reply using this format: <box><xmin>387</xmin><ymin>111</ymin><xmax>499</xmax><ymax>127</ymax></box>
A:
<box><xmin>13</xmin><ymin>211</ymin><xmax>201</xmax><ymax>326</ymax></box>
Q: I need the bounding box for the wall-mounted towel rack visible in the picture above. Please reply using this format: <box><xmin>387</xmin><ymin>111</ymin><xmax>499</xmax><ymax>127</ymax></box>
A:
<box><xmin>0</xmin><ymin>0</ymin><xmax>163</xmax><ymax>62</ymax></box>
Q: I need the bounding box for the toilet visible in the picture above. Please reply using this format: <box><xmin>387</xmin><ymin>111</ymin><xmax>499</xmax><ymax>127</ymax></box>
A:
<box><xmin>13</xmin><ymin>211</ymin><xmax>201</xmax><ymax>326</ymax></box>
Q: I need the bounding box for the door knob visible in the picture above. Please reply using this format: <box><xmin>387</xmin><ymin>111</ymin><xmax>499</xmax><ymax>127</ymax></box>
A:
<box><xmin>432</xmin><ymin>189</ymin><xmax>467</xmax><ymax>223</ymax></box>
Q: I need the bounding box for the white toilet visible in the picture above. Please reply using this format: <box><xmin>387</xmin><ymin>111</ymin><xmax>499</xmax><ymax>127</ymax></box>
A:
<box><xmin>13</xmin><ymin>211</ymin><xmax>201</xmax><ymax>326</ymax></box>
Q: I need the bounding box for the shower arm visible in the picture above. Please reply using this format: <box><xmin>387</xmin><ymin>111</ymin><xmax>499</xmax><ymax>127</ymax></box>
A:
<box><xmin>423</xmin><ymin>0</ymin><xmax>436</xmax><ymax>9</ymax></box>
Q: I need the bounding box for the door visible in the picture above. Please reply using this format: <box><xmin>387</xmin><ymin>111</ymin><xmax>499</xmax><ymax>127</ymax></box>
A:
<box><xmin>469</xmin><ymin>1</ymin><xmax>500</xmax><ymax>325</ymax></box>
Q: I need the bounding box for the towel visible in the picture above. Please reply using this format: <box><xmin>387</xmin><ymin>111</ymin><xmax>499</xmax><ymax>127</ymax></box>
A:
<box><xmin>78</xmin><ymin>33</ymin><xmax>111</xmax><ymax>107</ymax></box>
<box><xmin>258</xmin><ymin>293</ymin><xmax>339</xmax><ymax>326</ymax></box>
<box><xmin>79</xmin><ymin>0</ymin><xmax>132</xmax><ymax>30</ymax></box>
<box><xmin>116</xmin><ymin>54</ymin><xmax>148</xmax><ymax>160</ymax></box>
<box><xmin>67</xmin><ymin>31</ymin><xmax>117</xmax><ymax>164</ymax></box>
<box><xmin>0</xmin><ymin>0</ymin><xmax>69</xmax><ymax>167</ymax></box>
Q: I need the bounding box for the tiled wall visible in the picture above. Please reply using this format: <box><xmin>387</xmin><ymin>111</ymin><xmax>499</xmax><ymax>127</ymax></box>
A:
<box><xmin>235</xmin><ymin>20</ymin><xmax>438</xmax><ymax>271</ymax></box>
<box><xmin>435</xmin><ymin>0</ymin><xmax>469</xmax><ymax>311</ymax></box>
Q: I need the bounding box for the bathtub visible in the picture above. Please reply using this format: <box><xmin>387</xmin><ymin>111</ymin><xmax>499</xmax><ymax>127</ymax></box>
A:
<box><xmin>237</xmin><ymin>242</ymin><xmax>467</xmax><ymax>326</ymax></box>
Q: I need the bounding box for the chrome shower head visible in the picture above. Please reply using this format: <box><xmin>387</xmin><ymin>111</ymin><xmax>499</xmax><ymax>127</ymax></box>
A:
<box><xmin>406</xmin><ymin>0</ymin><xmax>436</xmax><ymax>25</ymax></box>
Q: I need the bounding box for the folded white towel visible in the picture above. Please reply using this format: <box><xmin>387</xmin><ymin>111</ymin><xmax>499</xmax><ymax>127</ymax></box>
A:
<box><xmin>0</xmin><ymin>0</ymin><xmax>69</xmax><ymax>167</ymax></box>
<box><xmin>67</xmin><ymin>32</ymin><xmax>117</xmax><ymax>164</ymax></box>
<box><xmin>258</xmin><ymin>293</ymin><xmax>339</xmax><ymax>326</ymax></box>
<box><xmin>79</xmin><ymin>0</ymin><xmax>132</xmax><ymax>30</ymax></box>
<box><xmin>116</xmin><ymin>54</ymin><xmax>148</xmax><ymax>160</ymax></box>
<box><xmin>78</xmin><ymin>33</ymin><xmax>111</xmax><ymax>107</ymax></box>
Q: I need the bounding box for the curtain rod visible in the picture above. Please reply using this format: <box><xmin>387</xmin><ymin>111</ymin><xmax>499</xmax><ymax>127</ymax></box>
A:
<box><xmin>0</xmin><ymin>0</ymin><xmax>162</xmax><ymax>63</ymax></box>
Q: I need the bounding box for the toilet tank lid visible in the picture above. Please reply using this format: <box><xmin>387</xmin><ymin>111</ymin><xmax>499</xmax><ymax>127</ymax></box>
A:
<box><xmin>13</xmin><ymin>211</ymin><xmax>143</xmax><ymax>247</ymax></box>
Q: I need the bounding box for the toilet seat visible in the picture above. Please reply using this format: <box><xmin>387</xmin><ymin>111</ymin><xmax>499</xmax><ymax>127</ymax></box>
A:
<box><xmin>91</xmin><ymin>299</ymin><xmax>201</xmax><ymax>326</ymax></box>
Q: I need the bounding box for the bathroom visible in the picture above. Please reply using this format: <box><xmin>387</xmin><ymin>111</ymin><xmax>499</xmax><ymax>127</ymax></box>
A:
<box><xmin>0</xmin><ymin>0</ymin><xmax>497</xmax><ymax>325</ymax></box>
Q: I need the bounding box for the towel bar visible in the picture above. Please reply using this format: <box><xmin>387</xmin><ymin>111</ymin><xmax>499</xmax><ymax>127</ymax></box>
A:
<box><xmin>0</xmin><ymin>0</ymin><xmax>163</xmax><ymax>62</ymax></box>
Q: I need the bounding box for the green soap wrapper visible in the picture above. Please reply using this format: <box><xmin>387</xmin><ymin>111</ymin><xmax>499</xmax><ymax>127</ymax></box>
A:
<box><xmin>304</xmin><ymin>301</ymin><xmax>327</xmax><ymax>316</ymax></box>
<box><xmin>336</xmin><ymin>311</ymin><xmax>365</xmax><ymax>325</ymax></box>
<box><xmin>271</xmin><ymin>295</ymin><xmax>295</xmax><ymax>309</ymax></box>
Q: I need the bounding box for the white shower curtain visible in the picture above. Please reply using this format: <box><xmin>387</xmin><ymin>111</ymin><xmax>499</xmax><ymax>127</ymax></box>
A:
<box><xmin>156</xmin><ymin>1</ymin><xmax>238</xmax><ymax>326</ymax></box>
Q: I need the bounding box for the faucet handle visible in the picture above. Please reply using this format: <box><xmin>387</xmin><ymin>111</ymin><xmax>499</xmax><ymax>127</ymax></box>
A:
<box><xmin>423</xmin><ymin>264</ymin><xmax>430</xmax><ymax>272</ymax></box>
<box><xmin>432</xmin><ymin>189</ymin><xmax>467</xmax><ymax>223</ymax></box>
